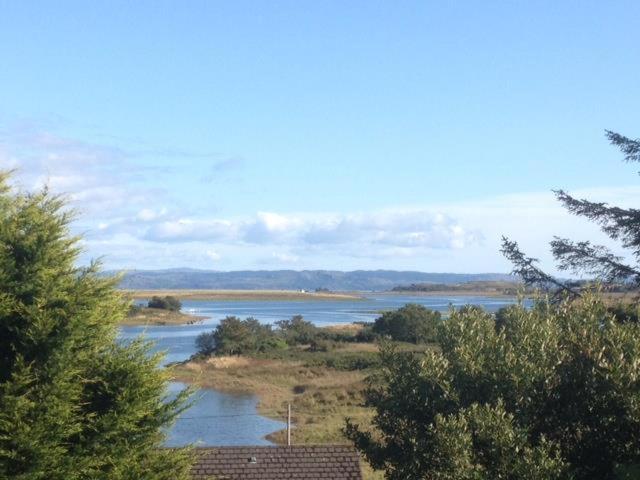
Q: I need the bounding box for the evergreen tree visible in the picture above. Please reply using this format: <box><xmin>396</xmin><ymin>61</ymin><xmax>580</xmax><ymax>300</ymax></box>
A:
<box><xmin>0</xmin><ymin>174</ymin><xmax>193</xmax><ymax>479</ymax></box>
<box><xmin>501</xmin><ymin>131</ymin><xmax>640</xmax><ymax>297</ymax></box>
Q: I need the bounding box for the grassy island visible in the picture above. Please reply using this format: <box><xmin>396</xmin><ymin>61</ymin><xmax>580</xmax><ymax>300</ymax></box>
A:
<box><xmin>120</xmin><ymin>307</ymin><xmax>206</xmax><ymax>326</ymax></box>
<box><xmin>122</xmin><ymin>294</ymin><xmax>206</xmax><ymax>326</ymax></box>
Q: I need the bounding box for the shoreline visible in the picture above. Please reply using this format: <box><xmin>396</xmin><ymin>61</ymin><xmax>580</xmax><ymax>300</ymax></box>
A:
<box><xmin>170</xmin><ymin>353</ymin><xmax>372</xmax><ymax>443</ymax></box>
<box><xmin>170</xmin><ymin>352</ymin><xmax>385</xmax><ymax>480</ymax></box>
<box><xmin>123</xmin><ymin>289</ymin><xmax>364</xmax><ymax>302</ymax></box>
<box><xmin>378</xmin><ymin>290</ymin><xmax>520</xmax><ymax>298</ymax></box>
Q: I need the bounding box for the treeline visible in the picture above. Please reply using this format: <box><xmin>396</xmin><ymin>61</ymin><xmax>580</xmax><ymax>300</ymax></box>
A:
<box><xmin>391</xmin><ymin>280</ymin><xmax>528</xmax><ymax>295</ymax></box>
<box><xmin>195</xmin><ymin>304</ymin><xmax>441</xmax><ymax>358</ymax></box>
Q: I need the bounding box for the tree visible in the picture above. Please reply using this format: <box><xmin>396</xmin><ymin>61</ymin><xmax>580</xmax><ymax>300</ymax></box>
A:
<box><xmin>148</xmin><ymin>295</ymin><xmax>182</xmax><ymax>311</ymax></box>
<box><xmin>372</xmin><ymin>304</ymin><xmax>441</xmax><ymax>343</ymax></box>
<box><xmin>346</xmin><ymin>297</ymin><xmax>640</xmax><ymax>479</ymax></box>
<box><xmin>196</xmin><ymin>316</ymin><xmax>285</xmax><ymax>356</ymax></box>
<box><xmin>0</xmin><ymin>175</ymin><xmax>192</xmax><ymax>479</ymax></box>
<box><xmin>275</xmin><ymin>315</ymin><xmax>319</xmax><ymax>345</ymax></box>
<box><xmin>502</xmin><ymin>131</ymin><xmax>640</xmax><ymax>297</ymax></box>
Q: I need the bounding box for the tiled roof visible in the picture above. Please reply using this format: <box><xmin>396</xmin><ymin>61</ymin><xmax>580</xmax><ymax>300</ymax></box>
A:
<box><xmin>191</xmin><ymin>445</ymin><xmax>363</xmax><ymax>480</ymax></box>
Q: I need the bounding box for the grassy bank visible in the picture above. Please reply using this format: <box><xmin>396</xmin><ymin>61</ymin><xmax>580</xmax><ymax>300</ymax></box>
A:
<box><xmin>171</xmin><ymin>325</ymin><xmax>430</xmax><ymax>480</ymax></box>
<box><xmin>124</xmin><ymin>289</ymin><xmax>363</xmax><ymax>301</ymax></box>
<box><xmin>120</xmin><ymin>307</ymin><xmax>206</xmax><ymax>326</ymax></box>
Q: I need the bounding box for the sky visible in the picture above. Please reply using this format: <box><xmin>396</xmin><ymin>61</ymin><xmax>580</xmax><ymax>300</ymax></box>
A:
<box><xmin>1</xmin><ymin>1</ymin><xmax>639</xmax><ymax>273</ymax></box>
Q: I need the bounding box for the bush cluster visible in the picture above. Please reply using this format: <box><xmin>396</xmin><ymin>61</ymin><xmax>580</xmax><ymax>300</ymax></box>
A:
<box><xmin>195</xmin><ymin>304</ymin><xmax>440</xmax><ymax>359</ymax></box>
<box><xmin>372</xmin><ymin>303</ymin><xmax>441</xmax><ymax>343</ymax></box>
<box><xmin>347</xmin><ymin>296</ymin><xmax>640</xmax><ymax>479</ymax></box>
<box><xmin>147</xmin><ymin>295</ymin><xmax>182</xmax><ymax>311</ymax></box>
<box><xmin>196</xmin><ymin>316</ymin><xmax>286</xmax><ymax>356</ymax></box>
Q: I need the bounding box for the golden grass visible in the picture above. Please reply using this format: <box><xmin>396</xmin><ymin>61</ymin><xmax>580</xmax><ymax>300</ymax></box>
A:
<box><xmin>323</xmin><ymin>323</ymin><xmax>366</xmax><ymax>332</ymax></box>
<box><xmin>171</xmin><ymin>352</ymin><xmax>385</xmax><ymax>480</ymax></box>
<box><xmin>120</xmin><ymin>308</ymin><xmax>206</xmax><ymax>326</ymax></box>
<box><xmin>123</xmin><ymin>289</ymin><xmax>363</xmax><ymax>301</ymax></box>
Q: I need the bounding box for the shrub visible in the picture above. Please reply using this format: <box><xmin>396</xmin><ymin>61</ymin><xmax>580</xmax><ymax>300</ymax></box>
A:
<box><xmin>196</xmin><ymin>316</ymin><xmax>285</xmax><ymax>356</ymax></box>
<box><xmin>354</xmin><ymin>326</ymin><xmax>377</xmax><ymax>343</ymax></box>
<box><xmin>127</xmin><ymin>303</ymin><xmax>144</xmax><ymax>316</ymax></box>
<box><xmin>347</xmin><ymin>296</ymin><xmax>640</xmax><ymax>479</ymax></box>
<box><xmin>148</xmin><ymin>295</ymin><xmax>182</xmax><ymax>311</ymax></box>
<box><xmin>195</xmin><ymin>331</ymin><xmax>216</xmax><ymax>356</ymax></box>
<box><xmin>307</xmin><ymin>339</ymin><xmax>333</xmax><ymax>352</ymax></box>
<box><xmin>275</xmin><ymin>315</ymin><xmax>319</xmax><ymax>345</ymax></box>
<box><xmin>607</xmin><ymin>302</ymin><xmax>640</xmax><ymax>324</ymax></box>
<box><xmin>372</xmin><ymin>303</ymin><xmax>441</xmax><ymax>343</ymax></box>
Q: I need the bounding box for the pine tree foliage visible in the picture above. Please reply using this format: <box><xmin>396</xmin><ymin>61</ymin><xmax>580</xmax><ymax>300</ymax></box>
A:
<box><xmin>0</xmin><ymin>174</ymin><xmax>193</xmax><ymax>479</ymax></box>
<box><xmin>501</xmin><ymin>131</ymin><xmax>640</xmax><ymax>295</ymax></box>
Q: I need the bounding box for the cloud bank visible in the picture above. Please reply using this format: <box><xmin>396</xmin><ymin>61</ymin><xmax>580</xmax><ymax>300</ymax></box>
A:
<box><xmin>2</xmin><ymin>123</ymin><xmax>639</xmax><ymax>273</ymax></box>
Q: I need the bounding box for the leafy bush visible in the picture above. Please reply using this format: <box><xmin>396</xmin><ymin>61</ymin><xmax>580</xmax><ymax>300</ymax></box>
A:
<box><xmin>372</xmin><ymin>303</ymin><xmax>441</xmax><ymax>343</ymax></box>
<box><xmin>195</xmin><ymin>331</ymin><xmax>216</xmax><ymax>356</ymax></box>
<box><xmin>127</xmin><ymin>303</ymin><xmax>144</xmax><ymax>316</ymax></box>
<box><xmin>275</xmin><ymin>315</ymin><xmax>319</xmax><ymax>345</ymax></box>
<box><xmin>347</xmin><ymin>296</ymin><xmax>640</xmax><ymax>479</ymax></box>
<box><xmin>196</xmin><ymin>316</ymin><xmax>286</xmax><ymax>356</ymax></box>
<box><xmin>148</xmin><ymin>295</ymin><xmax>182</xmax><ymax>311</ymax></box>
<box><xmin>607</xmin><ymin>302</ymin><xmax>640</xmax><ymax>324</ymax></box>
<box><xmin>354</xmin><ymin>326</ymin><xmax>377</xmax><ymax>343</ymax></box>
<box><xmin>307</xmin><ymin>339</ymin><xmax>334</xmax><ymax>352</ymax></box>
<box><xmin>320</xmin><ymin>352</ymin><xmax>379</xmax><ymax>371</ymax></box>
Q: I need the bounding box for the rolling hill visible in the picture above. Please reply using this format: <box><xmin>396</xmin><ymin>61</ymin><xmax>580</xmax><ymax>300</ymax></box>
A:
<box><xmin>112</xmin><ymin>269</ymin><xmax>516</xmax><ymax>291</ymax></box>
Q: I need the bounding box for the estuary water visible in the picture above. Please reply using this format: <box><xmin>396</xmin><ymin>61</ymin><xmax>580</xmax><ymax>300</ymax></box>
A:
<box><xmin>119</xmin><ymin>293</ymin><xmax>524</xmax><ymax>446</ymax></box>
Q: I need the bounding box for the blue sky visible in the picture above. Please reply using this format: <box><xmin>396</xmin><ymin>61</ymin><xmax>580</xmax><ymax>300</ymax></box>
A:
<box><xmin>1</xmin><ymin>1</ymin><xmax>639</xmax><ymax>272</ymax></box>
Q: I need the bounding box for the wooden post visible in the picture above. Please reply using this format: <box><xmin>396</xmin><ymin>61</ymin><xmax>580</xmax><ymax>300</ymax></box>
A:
<box><xmin>287</xmin><ymin>403</ymin><xmax>291</xmax><ymax>446</ymax></box>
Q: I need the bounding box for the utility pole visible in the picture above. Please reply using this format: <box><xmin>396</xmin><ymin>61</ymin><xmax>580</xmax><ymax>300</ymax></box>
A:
<box><xmin>287</xmin><ymin>403</ymin><xmax>291</xmax><ymax>446</ymax></box>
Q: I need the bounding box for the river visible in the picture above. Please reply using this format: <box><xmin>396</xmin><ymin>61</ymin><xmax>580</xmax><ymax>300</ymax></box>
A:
<box><xmin>119</xmin><ymin>293</ymin><xmax>524</xmax><ymax>446</ymax></box>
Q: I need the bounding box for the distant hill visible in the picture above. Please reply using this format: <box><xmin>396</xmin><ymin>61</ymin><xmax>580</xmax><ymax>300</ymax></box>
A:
<box><xmin>111</xmin><ymin>269</ymin><xmax>516</xmax><ymax>291</ymax></box>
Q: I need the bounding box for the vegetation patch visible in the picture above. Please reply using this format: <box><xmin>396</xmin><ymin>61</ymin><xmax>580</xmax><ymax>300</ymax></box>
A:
<box><xmin>122</xmin><ymin>306</ymin><xmax>205</xmax><ymax>326</ymax></box>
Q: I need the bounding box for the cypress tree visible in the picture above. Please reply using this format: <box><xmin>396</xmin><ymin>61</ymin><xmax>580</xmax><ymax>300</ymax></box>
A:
<box><xmin>0</xmin><ymin>173</ymin><xmax>193</xmax><ymax>479</ymax></box>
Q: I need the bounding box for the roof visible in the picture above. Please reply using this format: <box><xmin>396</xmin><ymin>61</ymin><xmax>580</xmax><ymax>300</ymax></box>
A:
<box><xmin>190</xmin><ymin>445</ymin><xmax>363</xmax><ymax>480</ymax></box>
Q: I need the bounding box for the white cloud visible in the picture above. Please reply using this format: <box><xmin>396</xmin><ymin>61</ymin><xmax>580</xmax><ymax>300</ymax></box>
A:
<box><xmin>271</xmin><ymin>252</ymin><xmax>299</xmax><ymax>263</ymax></box>
<box><xmin>136</xmin><ymin>208</ymin><xmax>478</xmax><ymax>256</ymax></box>
<box><xmin>5</xmin><ymin>122</ymin><xmax>640</xmax><ymax>273</ymax></box>
<box><xmin>244</xmin><ymin>212</ymin><xmax>302</xmax><ymax>243</ymax></box>
<box><xmin>136</xmin><ymin>207</ymin><xmax>167</xmax><ymax>222</ymax></box>
<box><xmin>76</xmin><ymin>184</ymin><xmax>640</xmax><ymax>272</ymax></box>
<box><xmin>206</xmin><ymin>249</ymin><xmax>221</xmax><ymax>261</ymax></box>
<box><xmin>144</xmin><ymin>218</ymin><xmax>238</xmax><ymax>242</ymax></box>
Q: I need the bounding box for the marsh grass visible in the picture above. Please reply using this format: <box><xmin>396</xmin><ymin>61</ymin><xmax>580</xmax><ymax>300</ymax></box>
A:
<box><xmin>171</xmin><ymin>339</ymin><xmax>429</xmax><ymax>480</ymax></box>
